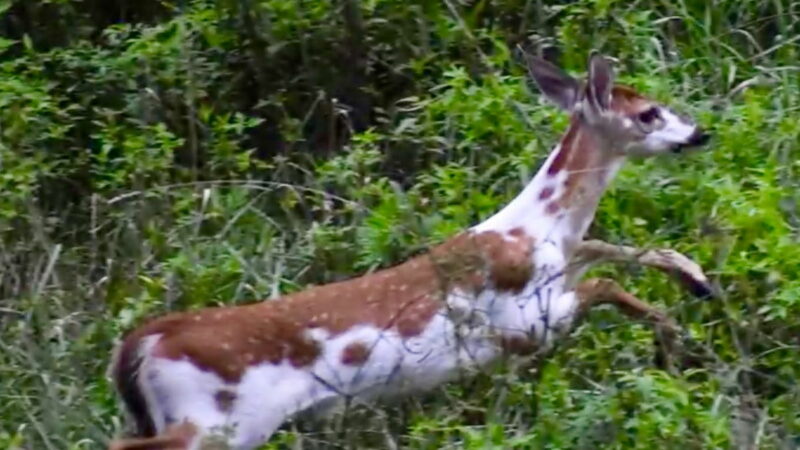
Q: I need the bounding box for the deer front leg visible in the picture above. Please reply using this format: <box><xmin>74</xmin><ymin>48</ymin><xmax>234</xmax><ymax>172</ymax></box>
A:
<box><xmin>570</xmin><ymin>240</ymin><xmax>714</xmax><ymax>298</ymax></box>
<box><xmin>574</xmin><ymin>277</ymin><xmax>680</xmax><ymax>372</ymax></box>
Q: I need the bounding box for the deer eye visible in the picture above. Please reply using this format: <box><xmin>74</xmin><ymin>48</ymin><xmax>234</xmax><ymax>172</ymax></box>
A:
<box><xmin>637</xmin><ymin>107</ymin><xmax>660</xmax><ymax>124</ymax></box>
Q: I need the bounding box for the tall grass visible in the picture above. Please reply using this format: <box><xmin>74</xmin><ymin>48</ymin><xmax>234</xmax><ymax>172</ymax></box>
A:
<box><xmin>0</xmin><ymin>0</ymin><xmax>798</xmax><ymax>448</ymax></box>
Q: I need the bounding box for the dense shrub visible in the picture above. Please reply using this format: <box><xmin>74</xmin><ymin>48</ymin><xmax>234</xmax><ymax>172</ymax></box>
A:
<box><xmin>0</xmin><ymin>0</ymin><xmax>798</xmax><ymax>448</ymax></box>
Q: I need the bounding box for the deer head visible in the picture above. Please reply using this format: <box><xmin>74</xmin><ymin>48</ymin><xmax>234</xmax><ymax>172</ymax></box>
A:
<box><xmin>526</xmin><ymin>51</ymin><xmax>710</xmax><ymax>156</ymax></box>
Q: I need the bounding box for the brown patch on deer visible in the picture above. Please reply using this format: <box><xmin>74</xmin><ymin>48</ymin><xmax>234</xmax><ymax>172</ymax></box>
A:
<box><xmin>497</xmin><ymin>335</ymin><xmax>539</xmax><ymax>356</ymax></box>
<box><xmin>395</xmin><ymin>299</ymin><xmax>442</xmax><ymax>338</ymax></box>
<box><xmin>538</xmin><ymin>186</ymin><xmax>555</xmax><ymax>200</ymax></box>
<box><xmin>143</xmin><ymin>310</ymin><xmax>326</xmax><ymax>382</ymax></box>
<box><xmin>431</xmin><ymin>231</ymin><xmax>535</xmax><ymax>294</ymax></box>
<box><xmin>610</xmin><ymin>85</ymin><xmax>652</xmax><ymax>114</ymax></box>
<box><xmin>214</xmin><ymin>390</ymin><xmax>237</xmax><ymax>413</ymax></box>
<box><xmin>544</xmin><ymin>119</ymin><xmax>598</xmax><ymax>209</ymax></box>
<box><xmin>507</xmin><ymin>227</ymin><xmax>527</xmax><ymax>239</ymax></box>
<box><xmin>479</xmin><ymin>232</ymin><xmax>535</xmax><ymax>293</ymax></box>
<box><xmin>553</xmin><ymin>126</ymin><xmax>622</xmax><ymax>212</ymax></box>
<box><xmin>547</xmin><ymin>119</ymin><xmax>579</xmax><ymax>176</ymax></box>
<box><xmin>123</xmin><ymin>230</ymin><xmax>536</xmax><ymax>383</ymax></box>
<box><xmin>341</xmin><ymin>341</ymin><xmax>371</xmax><ymax>366</ymax></box>
<box><xmin>545</xmin><ymin>201</ymin><xmax>561</xmax><ymax>215</ymax></box>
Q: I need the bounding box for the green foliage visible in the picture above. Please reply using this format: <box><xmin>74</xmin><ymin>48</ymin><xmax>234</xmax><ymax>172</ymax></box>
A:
<box><xmin>1</xmin><ymin>0</ymin><xmax>799</xmax><ymax>448</ymax></box>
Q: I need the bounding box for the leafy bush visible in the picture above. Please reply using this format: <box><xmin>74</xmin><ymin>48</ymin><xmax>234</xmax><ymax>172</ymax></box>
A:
<box><xmin>1</xmin><ymin>0</ymin><xmax>799</xmax><ymax>448</ymax></box>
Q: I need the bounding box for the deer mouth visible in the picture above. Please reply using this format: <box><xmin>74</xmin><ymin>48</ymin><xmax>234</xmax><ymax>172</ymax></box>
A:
<box><xmin>672</xmin><ymin>130</ymin><xmax>710</xmax><ymax>153</ymax></box>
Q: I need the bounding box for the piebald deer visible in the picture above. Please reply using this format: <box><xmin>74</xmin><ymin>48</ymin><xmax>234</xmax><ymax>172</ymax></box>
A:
<box><xmin>108</xmin><ymin>52</ymin><xmax>711</xmax><ymax>450</ymax></box>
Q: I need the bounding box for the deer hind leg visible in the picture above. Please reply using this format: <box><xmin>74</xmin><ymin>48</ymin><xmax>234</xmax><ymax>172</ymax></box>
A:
<box><xmin>108</xmin><ymin>409</ymin><xmax>282</xmax><ymax>450</ymax></box>
<box><xmin>107</xmin><ymin>420</ymin><xmax>241</xmax><ymax>450</ymax></box>
<box><xmin>571</xmin><ymin>240</ymin><xmax>715</xmax><ymax>298</ymax></box>
<box><xmin>108</xmin><ymin>409</ymin><xmax>271</xmax><ymax>450</ymax></box>
<box><xmin>574</xmin><ymin>277</ymin><xmax>681</xmax><ymax>370</ymax></box>
<box><xmin>108</xmin><ymin>422</ymin><xmax>198</xmax><ymax>450</ymax></box>
<box><xmin>111</xmin><ymin>355</ymin><xmax>288</xmax><ymax>450</ymax></box>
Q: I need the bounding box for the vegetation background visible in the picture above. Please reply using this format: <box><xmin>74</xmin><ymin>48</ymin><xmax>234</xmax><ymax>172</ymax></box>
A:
<box><xmin>0</xmin><ymin>0</ymin><xmax>798</xmax><ymax>448</ymax></box>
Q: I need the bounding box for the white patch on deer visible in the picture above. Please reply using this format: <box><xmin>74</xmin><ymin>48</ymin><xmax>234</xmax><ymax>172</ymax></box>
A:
<box><xmin>142</xmin><ymin>356</ymin><xmax>232</xmax><ymax>446</ymax></box>
<box><xmin>644</xmin><ymin>108</ymin><xmax>697</xmax><ymax>150</ymax></box>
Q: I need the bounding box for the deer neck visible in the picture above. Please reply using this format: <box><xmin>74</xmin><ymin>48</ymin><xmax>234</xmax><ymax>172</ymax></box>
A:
<box><xmin>473</xmin><ymin>118</ymin><xmax>626</xmax><ymax>257</ymax></box>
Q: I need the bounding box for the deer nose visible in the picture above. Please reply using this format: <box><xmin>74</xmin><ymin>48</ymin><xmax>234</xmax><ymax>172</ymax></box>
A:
<box><xmin>673</xmin><ymin>129</ymin><xmax>710</xmax><ymax>153</ymax></box>
<box><xmin>687</xmin><ymin>129</ymin><xmax>711</xmax><ymax>147</ymax></box>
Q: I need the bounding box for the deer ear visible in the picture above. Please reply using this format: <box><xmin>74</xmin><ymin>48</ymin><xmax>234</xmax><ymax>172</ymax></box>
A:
<box><xmin>524</xmin><ymin>53</ymin><xmax>580</xmax><ymax>111</ymax></box>
<box><xmin>585</xmin><ymin>51</ymin><xmax>614</xmax><ymax>111</ymax></box>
